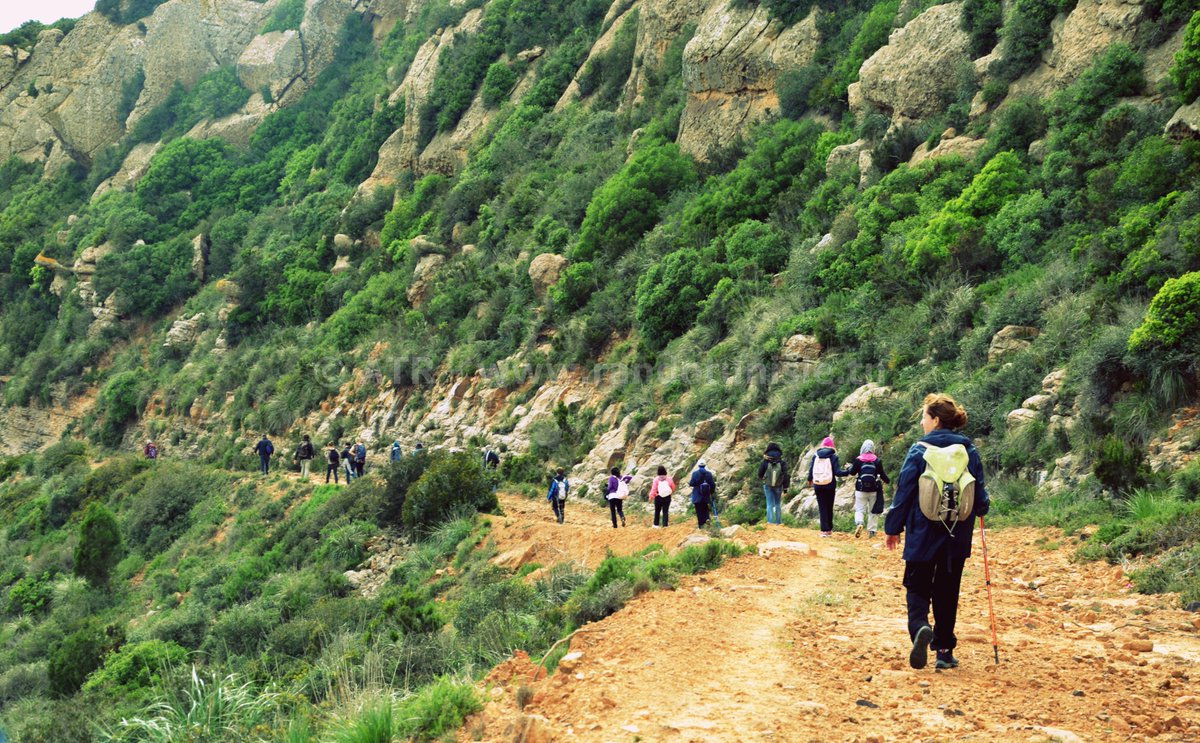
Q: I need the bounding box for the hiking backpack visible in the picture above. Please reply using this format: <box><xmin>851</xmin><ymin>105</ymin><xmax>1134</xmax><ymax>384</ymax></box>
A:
<box><xmin>915</xmin><ymin>442</ymin><xmax>976</xmax><ymax>532</ymax></box>
<box><xmin>855</xmin><ymin>460</ymin><xmax>878</xmax><ymax>492</ymax></box>
<box><xmin>766</xmin><ymin>459</ymin><xmax>784</xmax><ymax>488</ymax></box>
<box><xmin>615</xmin><ymin>478</ymin><xmax>630</xmax><ymax>500</ymax></box>
<box><xmin>656</xmin><ymin>478</ymin><xmax>673</xmax><ymax>498</ymax></box>
<box><xmin>812</xmin><ymin>455</ymin><xmax>834</xmax><ymax>486</ymax></box>
<box><xmin>555</xmin><ymin>479</ymin><xmax>568</xmax><ymax>500</ymax></box>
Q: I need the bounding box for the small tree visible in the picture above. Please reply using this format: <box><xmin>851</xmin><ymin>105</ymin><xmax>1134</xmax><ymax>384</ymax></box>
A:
<box><xmin>401</xmin><ymin>451</ymin><xmax>499</xmax><ymax>534</ymax></box>
<box><xmin>74</xmin><ymin>502</ymin><xmax>123</xmax><ymax>587</ymax></box>
<box><xmin>1170</xmin><ymin>11</ymin><xmax>1200</xmax><ymax>104</ymax></box>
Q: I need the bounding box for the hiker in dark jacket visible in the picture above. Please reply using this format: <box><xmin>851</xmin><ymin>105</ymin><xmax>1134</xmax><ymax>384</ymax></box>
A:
<box><xmin>324</xmin><ymin>442</ymin><xmax>340</xmax><ymax>484</ymax></box>
<box><xmin>341</xmin><ymin>443</ymin><xmax>355</xmax><ymax>482</ymax></box>
<box><xmin>254</xmin><ymin>434</ymin><xmax>274</xmax><ymax>475</ymax></box>
<box><xmin>352</xmin><ymin>440</ymin><xmax>366</xmax><ymax>478</ymax></box>
<box><xmin>689</xmin><ymin>460</ymin><xmax>717</xmax><ymax>528</ymax></box>
<box><xmin>605</xmin><ymin>467</ymin><xmax>627</xmax><ymax>528</ymax></box>
<box><xmin>295</xmin><ymin>435</ymin><xmax>315</xmax><ymax>479</ymax></box>
<box><xmin>546</xmin><ymin>469</ymin><xmax>569</xmax><ymax>524</ymax></box>
<box><xmin>757</xmin><ymin>442</ymin><xmax>790</xmax><ymax>525</ymax></box>
<box><xmin>886</xmin><ymin>393</ymin><xmax>990</xmax><ymax>671</ymax></box>
<box><xmin>845</xmin><ymin>440</ymin><xmax>889</xmax><ymax>538</ymax></box>
<box><xmin>806</xmin><ymin>436</ymin><xmax>851</xmax><ymax>536</ymax></box>
<box><xmin>390</xmin><ymin>441</ymin><xmax>402</xmax><ymax>462</ymax></box>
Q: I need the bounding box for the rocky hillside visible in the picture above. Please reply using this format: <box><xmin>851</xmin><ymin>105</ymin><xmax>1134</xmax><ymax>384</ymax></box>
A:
<box><xmin>0</xmin><ymin>0</ymin><xmax>1196</xmax><ymax>577</ymax></box>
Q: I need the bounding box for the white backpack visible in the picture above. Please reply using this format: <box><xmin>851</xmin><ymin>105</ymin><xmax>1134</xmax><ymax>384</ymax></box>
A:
<box><xmin>655</xmin><ymin>478</ymin><xmax>674</xmax><ymax>498</ymax></box>
<box><xmin>812</xmin><ymin>455</ymin><xmax>834</xmax><ymax>486</ymax></box>
<box><xmin>615</xmin><ymin>478</ymin><xmax>630</xmax><ymax>500</ymax></box>
<box><xmin>555</xmin><ymin>479</ymin><xmax>568</xmax><ymax>501</ymax></box>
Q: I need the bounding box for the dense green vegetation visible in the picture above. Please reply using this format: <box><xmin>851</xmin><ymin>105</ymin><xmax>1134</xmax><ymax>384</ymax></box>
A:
<box><xmin>0</xmin><ymin>445</ymin><xmax>744</xmax><ymax>739</ymax></box>
<box><xmin>0</xmin><ymin>0</ymin><xmax>1199</xmax><ymax>736</ymax></box>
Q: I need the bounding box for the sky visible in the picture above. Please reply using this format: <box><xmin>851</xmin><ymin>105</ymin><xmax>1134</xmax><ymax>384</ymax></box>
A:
<box><xmin>1</xmin><ymin>0</ymin><xmax>95</xmax><ymax>35</ymax></box>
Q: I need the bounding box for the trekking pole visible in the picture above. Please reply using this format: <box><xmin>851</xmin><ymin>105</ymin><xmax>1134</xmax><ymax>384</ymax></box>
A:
<box><xmin>978</xmin><ymin>515</ymin><xmax>1000</xmax><ymax>665</ymax></box>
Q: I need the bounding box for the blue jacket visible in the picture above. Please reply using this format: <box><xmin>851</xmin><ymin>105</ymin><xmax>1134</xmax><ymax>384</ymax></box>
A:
<box><xmin>807</xmin><ymin>447</ymin><xmax>849</xmax><ymax>485</ymax></box>
<box><xmin>547</xmin><ymin>475</ymin><xmax>569</xmax><ymax>500</ymax></box>
<box><xmin>390</xmin><ymin>444</ymin><xmax>402</xmax><ymax>462</ymax></box>
<box><xmin>689</xmin><ymin>467</ymin><xmax>716</xmax><ymax>504</ymax></box>
<box><xmin>884</xmin><ymin>429</ymin><xmax>990</xmax><ymax>563</ymax></box>
<box><xmin>255</xmin><ymin>438</ymin><xmax>274</xmax><ymax>456</ymax></box>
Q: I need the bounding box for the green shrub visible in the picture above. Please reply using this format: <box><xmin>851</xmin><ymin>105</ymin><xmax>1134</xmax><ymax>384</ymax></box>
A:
<box><xmin>394</xmin><ymin>676</ymin><xmax>483</xmax><ymax>741</ymax></box>
<box><xmin>6</xmin><ymin>571</ymin><xmax>54</xmax><ymax>616</ymax></box>
<box><xmin>1173</xmin><ymin>460</ymin><xmax>1200</xmax><ymax>501</ymax></box>
<box><xmin>573</xmin><ymin>139</ymin><xmax>697</xmax><ymax>262</ymax></box>
<box><xmin>962</xmin><ymin>0</ymin><xmax>1003</xmax><ymax>57</ymax></box>
<box><xmin>262</xmin><ymin>0</ymin><xmax>305</xmax><ymax>32</ymax></box>
<box><xmin>1128</xmin><ymin>271</ymin><xmax>1200</xmax><ymax>371</ymax></box>
<box><xmin>35</xmin><ymin>439</ymin><xmax>89</xmax><ymax>478</ymax></box>
<box><xmin>499</xmin><ymin>453</ymin><xmax>545</xmax><ymax>485</ymax></box>
<box><xmin>82</xmin><ymin>639</ymin><xmax>187</xmax><ymax>697</ymax></box>
<box><xmin>74</xmin><ymin>502</ymin><xmax>123</xmax><ymax>587</ymax></box>
<box><xmin>1170</xmin><ymin>11</ymin><xmax>1200</xmax><ymax>104</ymax></box>
<box><xmin>998</xmin><ymin>0</ymin><xmax>1076</xmax><ymax>81</ymax></box>
<box><xmin>401</xmin><ymin>451</ymin><xmax>499</xmax><ymax>534</ymax></box>
<box><xmin>576</xmin><ymin>10</ymin><xmax>638</xmax><ymax>107</ymax></box>
<box><xmin>1130</xmin><ymin>544</ymin><xmax>1200</xmax><ymax>606</ymax></box>
<box><xmin>481</xmin><ymin>61</ymin><xmax>520</xmax><ymax>107</ymax></box>
<box><xmin>123</xmin><ymin>462</ymin><xmax>230</xmax><ymax>556</ymax></box>
<box><xmin>1092</xmin><ymin>436</ymin><xmax>1148</xmax><ymax>494</ymax></box>
<box><xmin>548</xmin><ymin>261</ymin><xmax>597</xmax><ymax>313</ymax></box>
<box><xmin>48</xmin><ymin>622</ymin><xmax>120</xmax><ymax>698</ymax></box>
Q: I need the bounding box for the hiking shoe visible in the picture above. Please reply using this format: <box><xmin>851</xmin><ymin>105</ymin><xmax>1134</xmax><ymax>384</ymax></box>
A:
<box><xmin>868</xmin><ymin>530</ymin><xmax>876</xmax><ymax>538</ymax></box>
<box><xmin>621</xmin><ymin>517</ymin><xmax>626</xmax><ymax>527</ymax></box>
<box><xmin>910</xmin><ymin>625</ymin><xmax>934</xmax><ymax>670</ymax></box>
<box><xmin>935</xmin><ymin>650</ymin><xmax>959</xmax><ymax>669</ymax></box>
<box><xmin>854</xmin><ymin>524</ymin><xmax>863</xmax><ymax>538</ymax></box>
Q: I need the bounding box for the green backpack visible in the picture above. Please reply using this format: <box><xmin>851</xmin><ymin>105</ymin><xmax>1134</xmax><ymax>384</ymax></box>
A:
<box><xmin>915</xmin><ymin>442</ymin><xmax>976</xmax><ymax>534</ymax></box>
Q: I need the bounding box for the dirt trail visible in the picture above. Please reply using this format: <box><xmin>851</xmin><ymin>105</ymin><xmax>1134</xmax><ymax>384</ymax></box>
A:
<box><xmin>467</xmin><ymin>493</ymin><xmax>1200</xmax><ymax>741</ymax></box>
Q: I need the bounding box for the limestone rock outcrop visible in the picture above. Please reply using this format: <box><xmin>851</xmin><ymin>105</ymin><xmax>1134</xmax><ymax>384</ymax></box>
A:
<box><xmin>832</xmin><ymin>383</ymin><xmax>894</xmax><ymax>423</ymax></box>
<box><xmin>529</xmin><ymin>254</ymin><xmax>568</xmax><ymax>297</ymax></box>
<box><xmin>854</xmin><ymin>2</ymin><xmax>972</xmax><ymax>122</ymax></box>
<box><xmin>678</xmin><ymin>2</ymin><xmax>820</xmax><ymax>158</ymax></box>
<box><xmin>988</xmin><ymin>325</ymin><xmax>1039</xmax><ymax>363</ymax></box>
<box><xmin>1166</xmin><ymin>100</ymin><xmax>1200</xmax><ymax>141</ymax></box>
<box><xmin>407</xmin><ymin>253</ymin><xmax>446</xmax><ymax>307</ymax></box>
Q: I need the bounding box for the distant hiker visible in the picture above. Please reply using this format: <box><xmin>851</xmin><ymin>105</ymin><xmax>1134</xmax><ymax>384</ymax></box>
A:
<box><xmin>143</xmin><ymin>440</ymin><xmax>158</xmax><ymax>461</ymax></box>
<box><xmin>294</xmin><ymin>434</ymin><xmax>315</xmax><ymax>478</ymax></box>
<box><xmin>846</xmin><ymin>440</ymin><xmax>890</xmax><ymax>538</ymax></box>
<box><xmin>757</xmin><ymin>442</ymin><xmax>790</xmax><ymax>525</ymax></box>
<box><xmin>341</xmin><ymin>443</ymin><xmax>355</xmax><ymax>482</ymax></box>
<box><xmin>648</xmin><ymin>465</ymin><xmax>676</xmax><ymax>528</ymax></box>
<box><xmin>547</xmin><ymin>468</ymin><xmax>569</xmax><ymax>524</ymax></box>
<box><xmin>324</xmin><ymin>442</ymin><xmax>340</xmax><ymax>484</ymax></box>
<box><xmin>254</xmin><ymin>434</ymin><xmax>274</xmax><ymax>475</ymax></box>
<box><xmin>606</xmin><ymin>467</ymin><xmax>628</xmax><ymax>528</ymax></box>
<box><xmin>353</xmin><ymin>440</ymin><xmax>366</xmax><ymax>478</ymax></box>
<box><xmin>807</xmin><ymin>436</ymin><xmax>849</xmax><ymax>537</ymax></box>
<box><xmin>390</xmin><ymin>441</ymin><xmax>402</xmax><ymax>463</ymax></box>
<box><xmin>414</xmin><ymin>442</ymin><xmax>424</xmax><ymax>454</ymax></box>
<box><xmin>483</xmin><ymin>447</ymin><xmax>501</xmax><ymax>470</ymax></box>
<box><xmin>689</xmin><ymin>460</ymin><xmax>716</xmax><ymax>528</ymax></box>
<box><xmin>886</xmin><ymin>393</ymin><xmax>989</xmax><ymax>671</ymax></box>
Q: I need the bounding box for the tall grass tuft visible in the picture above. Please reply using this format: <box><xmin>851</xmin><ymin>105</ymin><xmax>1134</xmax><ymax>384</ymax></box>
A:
<box><xmin>103</xmin><ymin>667</ymin><xmax>279</xmax><ymax>742</ymax></box>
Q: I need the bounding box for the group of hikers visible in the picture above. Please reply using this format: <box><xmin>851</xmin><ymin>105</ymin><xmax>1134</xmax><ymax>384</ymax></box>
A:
<box><xmin>244</xmin><ymin>434</ymin><xmax>420</xmax><ymax>482</ymax></box>
<box><xmin>142</xmin><ymin>392</ymin><xmax>985</xmax><ymax>671</ymax></box>
<box><xmin>543</xmin><ymin>392</ymin><xmax>990</xmax><ymax>671</ymax></box>
<box><xmin>540</xmin><ymin>436</ymin><xmax>889</xmax><ymax>536</ymax></box>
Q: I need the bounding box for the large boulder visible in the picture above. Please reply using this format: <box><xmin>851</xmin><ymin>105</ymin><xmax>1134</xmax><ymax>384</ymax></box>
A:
<box><xmin>855</xmin><ymin>2</ymin><xmax>972</xmax><ymax>121</ymax></box>
<box><xmin>237</xmin><ymin>30</ymin><xmax>304</xmax><ymax>103</ymax></box>
<box><xmin>832</xmin><ymin>383</ymin><xmax>894</xmax><ymax>423</ymax></box>
<box><xmin>909</xmin><ymin>129</ymin><xmax>986</xmax><ymax>165</ymax></box>
<box><xmin>407</xmin><ymin>253</ymin><xmax>446</xmax><ymax>308</ymax></box>
<box><xmin>777</xmin><ymin>334</ymin><xmax>822</xmax><ymax>378</ymax></box>
<box><xmin>1166</xmin><ymin>100</ymin><xmax>1200</xmax><ymax>141</ymax></box>
<box><xmin>528</xmin><ymin>253</ymin><xmax>567</xmax><ymax>297</ymax></box>
<box><xmin>1007</xmin><ymin>0</ymin><xmax>1147</xmax><ymax>99</ymax></box>
<box><xmin>988</xmin><ymin>325</ymin><xmax>1039</xmax><ymax>363</ymax></box>
<box><xmin>92</xmin><ymin>142</ymin><xmax>161</xmax><ymax>197</ymax></box>
<box><xmin>678</xmin><ymin>2</ymin><xmax>820</xmax><ymax>159</ymax></box>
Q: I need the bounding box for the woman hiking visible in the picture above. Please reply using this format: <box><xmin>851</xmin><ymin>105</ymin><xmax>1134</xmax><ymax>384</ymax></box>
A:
<box><xmin>757</xmin><ymin>442</ymin><xmax>789</xmax><ymax>524</ymax></box>
<box><xmin>606</xmin><ymin>467</ymin><xmax>628</xmax><ymax>528</ymax></box>
<box><xmin>806</xmin><ymin>436</ymin><xmax>850</xmax><ymax>537</ymax></box>
<box><xmin>885</xmin><ymin>393</ymin><xmax>989</xmax><ymax>671</ymax></box>
<box><xmin>648</xmin><ymin>465</ymin><xmax>675</xmax><ymax>528</ymax></box>
<box><xmin>547</xmin><ymin>468</ymin><xmax>569</xmax><ymax>524</ymax></box>
<box><xmin>845</xmin><ymin>440</ymin><xmax>889</xmax><ymax>538</ymax></box>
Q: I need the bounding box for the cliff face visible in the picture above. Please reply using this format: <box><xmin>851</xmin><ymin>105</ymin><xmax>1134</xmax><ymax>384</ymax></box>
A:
<box><xmin>0</xmin><ymin>0</ymin><xmax>397</xmax><ymax>173</ymax></box>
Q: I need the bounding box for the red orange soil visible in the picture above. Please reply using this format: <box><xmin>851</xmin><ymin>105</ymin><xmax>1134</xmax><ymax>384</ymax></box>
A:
<box><xmin>466</xmin><ymin>493</ymin><xmax>1200</xmax><ymax>741</ymax></box>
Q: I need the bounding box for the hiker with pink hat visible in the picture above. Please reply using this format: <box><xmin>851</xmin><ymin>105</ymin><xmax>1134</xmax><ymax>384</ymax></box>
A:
<box><xmin>807</xmin><ymin>435</ymin><xmax>850</xmax><ymax>537</ymax></box>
